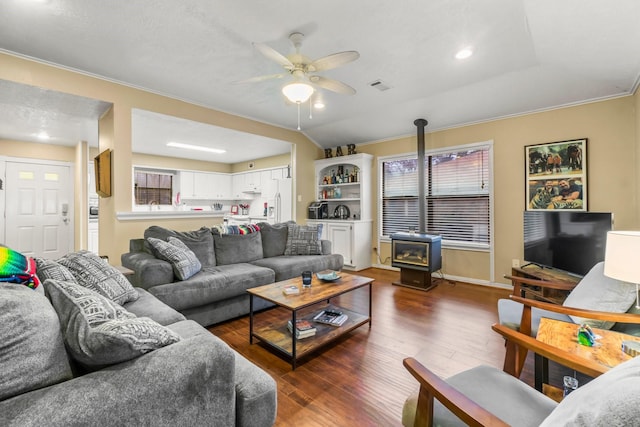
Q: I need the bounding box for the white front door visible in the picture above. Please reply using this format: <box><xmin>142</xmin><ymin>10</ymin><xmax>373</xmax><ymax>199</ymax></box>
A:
<box><xmin>5</xmin><ymin>161</ymin><xmax>73</xmax><ymax>259</ymax></box>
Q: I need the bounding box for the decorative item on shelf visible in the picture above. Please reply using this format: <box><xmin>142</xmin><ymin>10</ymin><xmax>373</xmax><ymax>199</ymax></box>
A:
<box><xmin>239</xmin><ymin>204</ymin><xmax>250</xmax><ymax>215</ymax></box>
<box><xmin>347</xmin><ymin>144</ymin><xmax>356</xmax><ymax>155</ymax></box>
<box><xmin>336</xmin><ymin>146</ymin><xmax>344</xmax><ymax>156</ymax></box>
<box><xmin>334</xmin><ymin>187</ymin><xmax>341</xmax><ymax>198</ymax></box>
<box><xmin>313</xmin><ymin>309</ymin><xmax>348</xmax><ymax>326</ymax></box>
<box><xmin>324</xmin><ymin>148</ymin><xmax>333</xmax><ymax>158</ymax></box>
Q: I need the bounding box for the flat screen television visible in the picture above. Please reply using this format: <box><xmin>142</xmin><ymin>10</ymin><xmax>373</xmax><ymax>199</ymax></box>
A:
<box><xmin>523</xmin><ymin>211</ymin><xmax>613</xmax><ymax>276</ymax></box>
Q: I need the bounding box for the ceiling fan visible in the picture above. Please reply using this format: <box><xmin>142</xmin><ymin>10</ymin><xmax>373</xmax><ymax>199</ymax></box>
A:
<box><xmin>240</xmin><ymin>32</ymin><xmax>360</xmax><ymax>104</ymax></box>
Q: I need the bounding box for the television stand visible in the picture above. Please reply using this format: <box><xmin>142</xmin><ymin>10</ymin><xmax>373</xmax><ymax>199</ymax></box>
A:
<box><xmin>510</xmin><ymin>265</ymin><xmax>581</xmax><ymax>304</ymax></box>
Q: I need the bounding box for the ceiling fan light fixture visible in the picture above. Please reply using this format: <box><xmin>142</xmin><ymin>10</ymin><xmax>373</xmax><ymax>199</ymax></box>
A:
<box><xmin>282</xmin><ymin>82</ymin><xmax>314</xmax><ymax>103</ymax></box>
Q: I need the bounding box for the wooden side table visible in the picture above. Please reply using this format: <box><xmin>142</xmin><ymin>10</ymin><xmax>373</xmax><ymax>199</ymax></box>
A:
<box><xmin>510</xmin><ymin>266</ymin><xmax>580</xmax><ymax>304</ymax></box>
<box><xmin>535</xmin><ymin>317</ymin><xmax>640</xmax><ymax>393</ymax></box>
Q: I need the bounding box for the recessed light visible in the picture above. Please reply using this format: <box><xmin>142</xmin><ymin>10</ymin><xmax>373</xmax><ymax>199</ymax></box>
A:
<box><xmin>313</xmin><ymin>101</ymin><xmax>325</xmax><ymax>109</ymax></box>
<box><xmin>37</xmin><ymin>131</ymin><xmax>50</xmax><ymax>140</ymax></box>
<box><xmin>167</xmin><ymin>142</ymin><xmax>225</xmax><ymax>154</ymax></box>
<box><xmin>455</xmin><ymin>48</ymin><xmax>473</xmax><ymax>60</ymax></box>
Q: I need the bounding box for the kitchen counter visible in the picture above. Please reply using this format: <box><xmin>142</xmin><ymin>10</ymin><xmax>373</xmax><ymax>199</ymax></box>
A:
<box><xmin>116</xmin><ymin>210</ymin><xmax>226</xmax><ymax>221</ymax></box>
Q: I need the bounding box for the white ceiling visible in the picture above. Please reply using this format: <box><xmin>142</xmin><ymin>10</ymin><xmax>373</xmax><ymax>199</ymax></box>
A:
<box><xmin>1</xmin><ymin>0</ymin><xmax>639</xmax><ymax>162</ymax></box>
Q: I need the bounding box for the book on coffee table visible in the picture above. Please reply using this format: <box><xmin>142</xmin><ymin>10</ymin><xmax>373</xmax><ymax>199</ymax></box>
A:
<box><xmin>313</xmin><ymin>310</ymin><xmax>348</xmax><ymax>327</ymax></box>
<box><xmin>287</xmin><ymin>319</ymin><xmax>316</xmax><ymax>338</ymax></box>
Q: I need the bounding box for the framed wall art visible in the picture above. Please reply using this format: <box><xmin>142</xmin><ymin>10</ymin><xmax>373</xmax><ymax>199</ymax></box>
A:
<box><xmin>525</xmin><ymin>138</ymin><xmax>587</xmax><ymax>211</ymax></box>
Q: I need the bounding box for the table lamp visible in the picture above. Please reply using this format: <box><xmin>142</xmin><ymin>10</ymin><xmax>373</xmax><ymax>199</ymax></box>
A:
<box><xmin>603</xmin><ymin>230</ymin><xmax>640</xmax><ymax>309</ymax></box>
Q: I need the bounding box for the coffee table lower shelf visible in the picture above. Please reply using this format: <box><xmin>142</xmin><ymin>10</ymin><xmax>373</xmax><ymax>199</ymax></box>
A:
<box><xmin>251</xmin><ymin>305</ymin><xmax>370</xmax><ymax>368</ymax></box>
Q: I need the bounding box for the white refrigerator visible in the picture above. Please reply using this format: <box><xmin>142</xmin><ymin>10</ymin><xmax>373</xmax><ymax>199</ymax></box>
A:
<box><xmin>267</xmin><ymin>178</ymin><xmax>292</xmax><ymax>224</ymax></box>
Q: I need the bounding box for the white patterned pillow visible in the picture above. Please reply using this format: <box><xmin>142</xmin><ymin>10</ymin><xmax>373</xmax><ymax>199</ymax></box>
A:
<box><xmin>284</xmin><ymin>223</ymin><xmax>322</xmax><ymax>255</ymax></box>
<box><xmin>35</xmin><ymin>257</ymin><xmax>78</xmax><ymax>283</ymax></box>
<box><xmin>45</xmin><ymin>279</ymin><xmax>180</xmax><ymax>368</ymax></box>
<box><xmin>147</xmin><ymin>237</ymin><xmax>202</xmax><ymax>280</ymax></box>
<box><xmin>57</xmin><ymin>250</ymin><xmax>139</xmax><ymax>305</ymax></box>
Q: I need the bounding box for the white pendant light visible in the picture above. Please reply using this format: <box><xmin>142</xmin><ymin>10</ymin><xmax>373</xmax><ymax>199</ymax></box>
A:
<box><xmin>282</xmin><ymin>82</ymin><xmax>314</xmax><ymax>104</ymax></box>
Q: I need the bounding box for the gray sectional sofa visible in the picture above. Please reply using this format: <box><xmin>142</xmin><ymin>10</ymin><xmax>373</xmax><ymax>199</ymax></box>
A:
<box><xmin>0</xmin><ymin>251</ymin><xmax>276</xmax><ymax>427</ymax></box>
<box><xmin>121</xmin><ymin>221</ymin><xmax>344</xmax><ymax>326</ymax></box>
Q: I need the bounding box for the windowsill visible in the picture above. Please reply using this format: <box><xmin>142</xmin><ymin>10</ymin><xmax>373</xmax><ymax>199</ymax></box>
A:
<box><xmin>379</xmin><ymin>235</ymin><xmax>490</xmax><ymax>252</ymax></box>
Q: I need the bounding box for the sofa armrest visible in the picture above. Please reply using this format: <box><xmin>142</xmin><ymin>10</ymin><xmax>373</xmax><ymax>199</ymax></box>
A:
<box><xmin>0</xmin><ymin>334</ymin><xmax>236</xmax><ymax>427</ymax></box>
<box><xmin>121</xmin><ymin>251</ymin><xmax>174</xmax><ymax>288</ymax></box>
<box><xmin>321</xmin><ymin>239</ymin><xmax>332</xmax><ymax>255</ymax></box>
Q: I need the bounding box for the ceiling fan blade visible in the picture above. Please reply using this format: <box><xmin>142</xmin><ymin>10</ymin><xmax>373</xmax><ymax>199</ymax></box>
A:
<box><xmin>233</xmin><ymin>73</ymin><xmax>287</xmax><ymax>84</ymax></box>
<box><xmin>309</xmin><ymin>76</ymin><xmax>356</xmax><ymax>95</ymax></box>
<box><xmin>253</xmin><ymin>42</ymin><xmax>294</xmax><ymax>69</ymax></box>
<box><xmin>308</xmin><ymin>51</ymin><xmax>360</xmax><ymax>72</ymax></box>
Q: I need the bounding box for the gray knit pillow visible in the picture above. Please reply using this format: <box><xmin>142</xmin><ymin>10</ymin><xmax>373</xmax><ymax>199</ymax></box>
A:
<box><xmin>35</xmin><ymin>257</ymin><xmax>78</xmax><ymax>283</ymax></box>
<box><xmin>284</xmin><ymin>223</ymin><xmax>322</xmax><ymax>255</ymax></box>
<box><xmin>147</xmin><ymin>237</ymin><xmax>202</xmax><ymax>280</ymax></box>
<box><xmin>57</xmin><ymin>250</ymin><xmax>139</xmax><ymax>305</ymax></box>
<box><xmin>45</xmin><ymin>279</ymin><xmax>180</xmax><ymax>369</ymax></box>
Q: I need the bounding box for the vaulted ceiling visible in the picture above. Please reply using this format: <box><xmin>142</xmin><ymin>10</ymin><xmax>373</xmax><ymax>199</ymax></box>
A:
<box><xmin>1</xmin><ymin>1</ymin><xmax>639</xmax><ymax>162</ymax></box>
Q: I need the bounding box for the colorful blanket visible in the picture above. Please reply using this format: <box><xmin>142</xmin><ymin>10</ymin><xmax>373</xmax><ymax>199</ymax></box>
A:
<box><xmin>212</xmin><ymin>224</ymin><xmax>261</xmax><ymax>235</ymax></box>
<box><xmin>0</xmin><ymin>246</ymin><xmax>40</xmax><ymax>289</ymax></box>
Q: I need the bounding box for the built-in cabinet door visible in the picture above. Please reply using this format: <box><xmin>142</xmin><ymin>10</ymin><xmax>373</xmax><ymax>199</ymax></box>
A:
<box><xmin>179</xmin><ymin>171</ymin><xmax>196</xmax><ymax>198</ymax></box>
<box><xmin>213</xmin><ymin>173</ymin><xmax>232</xmax><ymax>199</ymax></box>
<box><xmin>327</xmin><ymin>223</ymin><xmax>352</xmax><ymax>267</ymax></box>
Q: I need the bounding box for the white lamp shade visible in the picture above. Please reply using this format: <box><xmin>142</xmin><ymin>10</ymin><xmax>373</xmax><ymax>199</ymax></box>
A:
<box><xmin>282</xmin><ymin>82</ymin><xmax>314</xmax><ymax>103</ymax></box>
<box><xmin>604</xmin><ymin>231</ymin><xmax>640</xmax><ymax>283</ymax></box>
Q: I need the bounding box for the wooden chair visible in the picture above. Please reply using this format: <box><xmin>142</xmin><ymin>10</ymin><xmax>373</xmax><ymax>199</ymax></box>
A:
<box><xmin>499</xmin><ymin>262</ymin><xmax>640</xmax><ymax>377</ymax></box>
<box><xmin>402</xmin><ymin>324</ymin><xmax>634</xmax><ymax>427</ymax></box>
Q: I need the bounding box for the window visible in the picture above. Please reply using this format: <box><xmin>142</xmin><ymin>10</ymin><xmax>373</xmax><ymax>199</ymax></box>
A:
<box><xmin>134</xmin><ymin>169</ymin><xmax>174</xmax><ymax>205</ymax></box>
<box><xmin>380</xmin><ymin>142</ymin><xmax>492</xmax><ymax>249</ymax></box>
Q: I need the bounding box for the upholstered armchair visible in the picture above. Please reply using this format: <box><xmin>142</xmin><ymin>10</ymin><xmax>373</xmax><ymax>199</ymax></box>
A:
<box><xmin>402</xmin><ymin>324</ymin><xmax>638</xmax><ymax>427</ymax></box>
<box><xmin>498</xmin><ymin>261</ymin><xmax>640</xmax><ymax>377</ymax></box>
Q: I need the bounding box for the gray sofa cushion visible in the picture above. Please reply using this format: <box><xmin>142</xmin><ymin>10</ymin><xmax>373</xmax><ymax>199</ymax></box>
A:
<box><xmin>258</xmin><ymin>221</ymin><xmax>291</xmax><ymax>258</ymax></box>
<box><xmin>148</xmin><ymin>263</ymin><xmax>275</xmax><ymax>311</ymax></box>
<box><xmin>57</xmin><ymin>250</ymin><xmax>139</xmax><ymax>305</ymax></box>
<box><xmin>403</xmin><ymin>362</ymin><xmax>557</xmax><ymax>427</ymax></box>
<box><xmin>147</xmin><ymin>237</ymin><xmax>202</xmax><ymax>280</ymax></box>
<box><xmin>252</xmin><ymin>254</ymin><xmax>344</xmax><ymax>282</ymax></box>
<box><xmin>0</xmin><ymin>283</ymin><xmax>73</xmax><ymax>401</ymax></box>
<box><xmin>123</xmin><ymin>288</ymin><xmax>186</xmax><ymax>326</ymax></box>
<box><xmin>214</xmin><ymin>232</ymin><xmax>264</xmax><ymax>265</ymax></box>
<box><xmin>562</xmin><ymin>261</ymin><xmax>636</xmax><ymax>329</ymax></box>
<box><xmin>46</xmin><ymin>279</ymin><xmax>180</xmax><ymax>369</ymax></box>
<box><xmin>284</xmin><ymin>223</ymin><xmax>322</xmax><ymax>255</ymax></box>
<box><xmin>144</xmin><ymin>226</ymin><xmax>215</xmax><ymax>268</ymax></box>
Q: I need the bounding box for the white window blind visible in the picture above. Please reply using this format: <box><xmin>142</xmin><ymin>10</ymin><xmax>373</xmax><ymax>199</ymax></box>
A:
<box><xmin>381</xmin><ymin>144</ymin><xmax>491</xmax><ymax>247</ymax></box>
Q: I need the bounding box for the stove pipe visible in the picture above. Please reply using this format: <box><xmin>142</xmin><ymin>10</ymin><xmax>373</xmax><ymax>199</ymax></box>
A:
<box><xmin>414</xmin><ymin>118</ymin><xmax>428</xmax><ymax>234</ymax></box>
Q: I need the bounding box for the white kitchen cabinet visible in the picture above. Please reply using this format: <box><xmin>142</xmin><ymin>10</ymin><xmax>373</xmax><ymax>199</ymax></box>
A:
<box><xmin>307</xmin><ymin>219</ymin><xmax>372</xmax><ymax>271</ymax></box>
<box><xmin>180</xmin><ymin>171</ymin><xmax>232</xmax><ymax>200</ymax></box>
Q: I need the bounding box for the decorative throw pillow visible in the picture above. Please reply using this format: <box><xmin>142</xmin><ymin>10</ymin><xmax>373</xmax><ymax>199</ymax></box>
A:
<box><xmin>45</xmin><ymin>279</ymin><xmax>180</xmax><ymax>368</ymax></box>
<box><xmin>57</xmin><ymin>250</ymin><xmax>139</xmax><ymax>305</ymax></box>
<box><xmin>563</xmin><ymin>262</ymin><xmax>637</xmax><ymax>329</ymax></box>
<box><xmin>144</xmin><ymin>226</ymin><xmax>215</xmax><ymax>267</ymax></box>
<box><xmin>35</xmin><ymin>257</ymin><xmax>77</xmax><ymax>283</ymax></box>
<box><xmin>0</xmin><ymin>283</ymin><xmax>73</xmax><ymax>401</ymax></box>
<box><xmin>147</xmin><ymin>237</ymin><xmax>202</xmax><ymax>280</ymax></box>
<box><xmin>284</xmin><ymin>223</ymin><xmax>322</xmax><ymax>255</ymax></box>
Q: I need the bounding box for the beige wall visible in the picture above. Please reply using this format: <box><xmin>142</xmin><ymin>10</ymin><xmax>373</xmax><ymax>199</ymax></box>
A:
<box><xmin>2</xmin><ymin>51</ymin><xmax>638</xmax><ymax>287</ymax></box>
<box><xmin>0</xmin><ymin>52</ymin><xmax>319</xmax><ymax>263</ymax></box>
<box><xmin>358</xmin><ymin>95</ymin><xmax>638</xmax><ymax>284</ymax></box>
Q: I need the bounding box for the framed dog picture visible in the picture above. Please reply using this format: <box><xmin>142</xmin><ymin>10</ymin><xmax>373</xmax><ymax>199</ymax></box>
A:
<box><xmin>525</xmin><ymin>138</ymin><xmax>587</xmax><ymax>211</ymax></box>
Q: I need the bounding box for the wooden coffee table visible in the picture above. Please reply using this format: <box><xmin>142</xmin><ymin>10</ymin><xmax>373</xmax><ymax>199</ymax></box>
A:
<box><xmin>535</xmin><ymin>317</ymin><xmax>640</xmax><ymax>392</ymax></box>
<box><xmin>247</xmin><ymin>271</ymin><xmax>373</xmax><ymax>369</ymax></box>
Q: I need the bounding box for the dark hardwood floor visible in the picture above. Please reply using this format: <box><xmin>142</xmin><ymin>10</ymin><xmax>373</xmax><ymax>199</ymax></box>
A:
<box><xmin>208</xmin><ymin>268</ymin><xmax>515</xmax><ymax>426</ymax></box>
